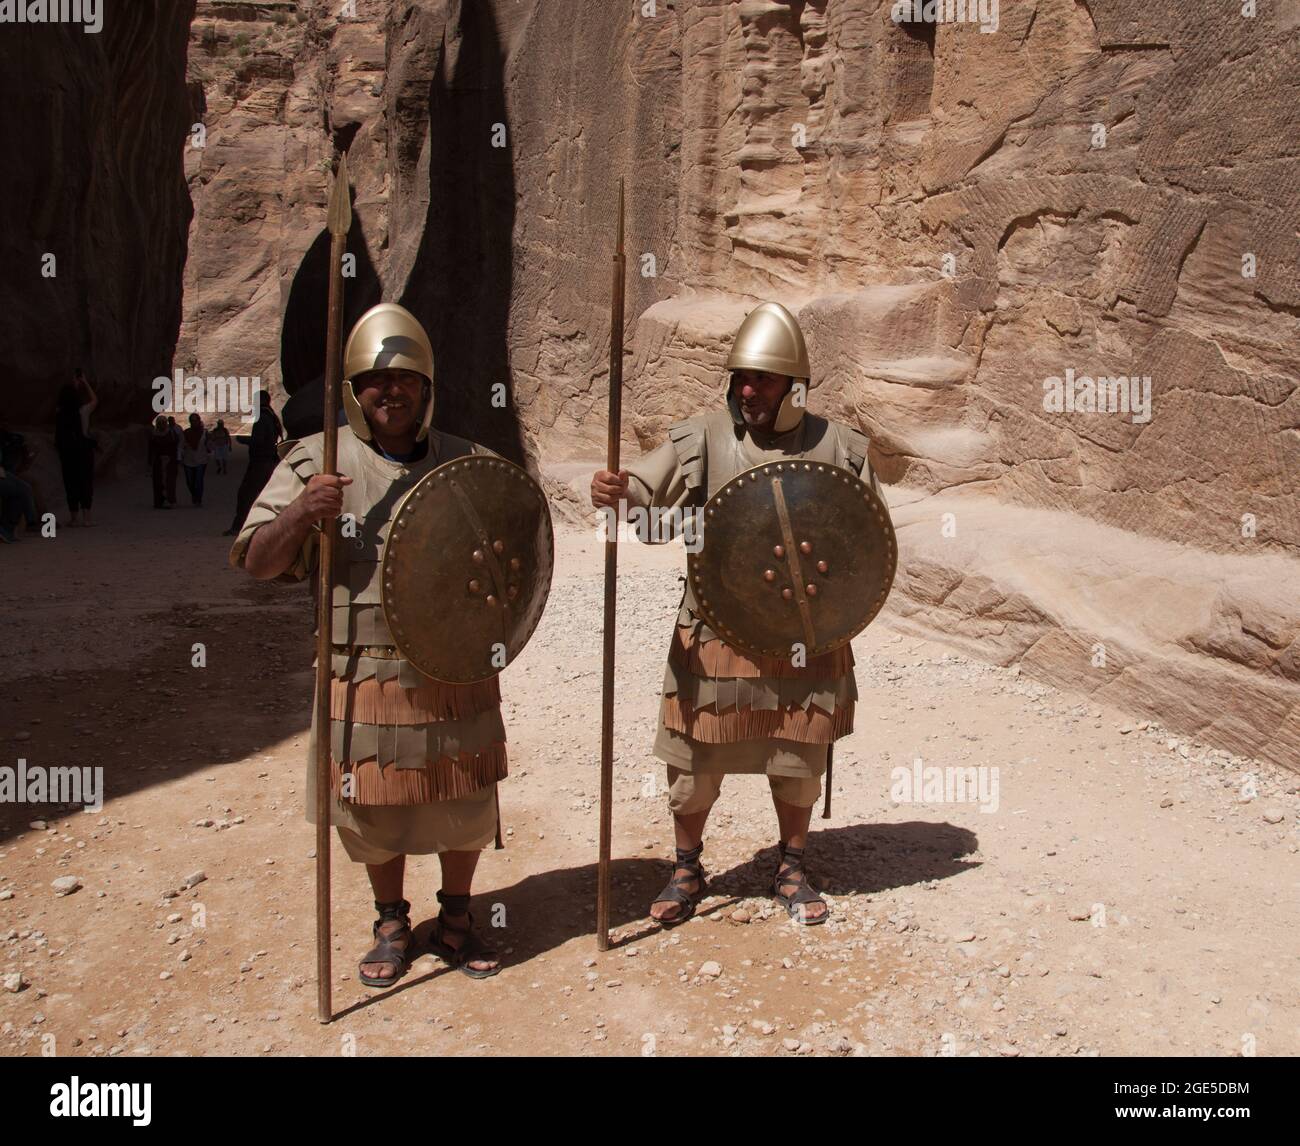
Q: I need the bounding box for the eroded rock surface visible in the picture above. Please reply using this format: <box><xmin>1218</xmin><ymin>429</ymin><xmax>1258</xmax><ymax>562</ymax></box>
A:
<box><xmin>19</xmin><ymin>1</ymin><xmax>1297</xmax><ymax>764</ymax></box>
<box><xmin>0</xmin><ymin>1</ymin><xmax>195</xmax><ymax>424</ymax></box>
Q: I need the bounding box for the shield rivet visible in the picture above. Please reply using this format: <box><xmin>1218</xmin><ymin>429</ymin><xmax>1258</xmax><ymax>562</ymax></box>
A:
<box><xmin>472</xmin><ymin>549</ymin><xmax>485</xmax><ymax>563</ymax></box>
<box><xmin>773</xmin><ymin>544</ymin><xmax>785</xmax><ymax>558</ymax></box>
<box><xmin>763</xmin><ymin>569</ymin><xmax>776</xmax><ymax>582</ymax></box>
<box><xmin>799</xmin><ymin>540</ymin><xmax>812</xmax><ymax>554</ymax></box>
<box><xmin>507</xmin><ymin>585</ymin><xmax>519</xmax><ymax>600</ymax></box>
<box><xmin>485</xmin><ymin>595</ymin><xmax>498</xmax><ymax>607</ymax></box>
<box><xmin>781</xmin><ymin>588</ymin><xmax>793</xmax><ymax>601</ymax></box>
<box><xmin>817</xmin><ymin>560</ymin><xmax>828</xmax><ymax>574</ymax></box>
<box><xmin>493</xmin><ymin>539</ymin><xmax>505</xmax><ymax>555</ymax></box>
<box><xmin>509</xmin><ymin>557</ymin><xmax>522</xmax><ymax>572</ymax></box>
<box><xmin>806</xmin><ymin>584</ymin><xmax>818</xmax><ymax>596</ymax></box>
<box><xmin>468</xmin><ymin>579</ymin><xmax>481</xmax><ymax>594</ymax></box>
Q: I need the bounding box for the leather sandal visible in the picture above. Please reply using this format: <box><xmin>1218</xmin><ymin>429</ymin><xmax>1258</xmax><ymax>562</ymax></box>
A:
<box><xmin>357</xmin><ymin>898</ymin><xmax>414</xmax><ymax>988</ymax></box>
<box><xmin>773</xmin><ymin>843</ymin><xmax>828</xmax><ymax>925</ymax></box>
<box><xmin>650</xmin><ymin>842</ymin><xmax>706</xmax><ymax>927</ymax></box>
<box><xmin>429</xmin><ymin>890</ymin><xmax>501</xmax><ymax>979</ymax></box>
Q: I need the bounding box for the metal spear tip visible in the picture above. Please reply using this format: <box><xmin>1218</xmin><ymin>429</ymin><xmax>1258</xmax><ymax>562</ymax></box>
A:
<box><xmin>328</xmin><ymin>152</ymin><xmax>353</xmax><ymax>238</ymax></box>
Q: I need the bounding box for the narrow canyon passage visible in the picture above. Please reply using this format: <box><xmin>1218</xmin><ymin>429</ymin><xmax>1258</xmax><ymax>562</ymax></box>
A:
<box><xmin>1</xmin><ymin>459</ymin><xmax>1295</xmax><ymax>1056</ymax></box>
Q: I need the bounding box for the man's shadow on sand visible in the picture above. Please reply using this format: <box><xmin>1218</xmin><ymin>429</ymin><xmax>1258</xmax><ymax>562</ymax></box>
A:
<box><xmin>334</xmin><ymin>820</ymin><xmax>979</xmax><ymax>1016</ymax></box>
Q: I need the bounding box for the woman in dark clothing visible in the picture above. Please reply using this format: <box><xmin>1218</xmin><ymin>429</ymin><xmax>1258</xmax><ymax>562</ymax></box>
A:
<box><xmin>147</xmin><ymin>415</ymin><xmax>175</xmax><ymax>509</ymax></box>
<box><xmin>54</xmin><ymin>372</ymin><xmax>97</xmax><ymax>526</ymax></box>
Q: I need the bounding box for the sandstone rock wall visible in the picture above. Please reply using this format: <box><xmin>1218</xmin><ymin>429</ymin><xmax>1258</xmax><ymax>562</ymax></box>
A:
<box><xmin>0</xmin><ymin>1</ymin><xmax>196</xmax><ymax>426</ymax></box>
<box><xmin>170</xmin><ymin>0</ymin><xmax>1300</xmax><ymax>767</ymax></box>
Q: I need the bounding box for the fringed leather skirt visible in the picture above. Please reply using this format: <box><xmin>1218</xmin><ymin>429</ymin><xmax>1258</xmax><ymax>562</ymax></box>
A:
<box><xmin>655</xmin><ymin>614</ymin><xmax>855</xmax><ymax>777</ymax></box>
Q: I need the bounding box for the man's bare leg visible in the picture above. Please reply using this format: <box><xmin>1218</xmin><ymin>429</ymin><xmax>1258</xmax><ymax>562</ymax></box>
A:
<box><xmin>361</xmin><ymin>854</ymin><xmax>409</xmax><ymax>981</ymax></box>
<box><xmin>436</xmin><ymin>849</ymin><xmax>497</xmax><ymax>974</ymax></box>
<box><xmin>771</xmin><ymin>796</ymin><xmax>826</xmax><ymax>922</ymax></box>
<box><xmin>650</xmin><ymin>808</ymin><xmax>711</xmax><ymax>922</ymax></box>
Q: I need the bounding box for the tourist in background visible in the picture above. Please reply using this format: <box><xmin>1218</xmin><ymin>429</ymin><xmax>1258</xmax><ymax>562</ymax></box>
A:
<box><xmin>209</xmin><ymin>419</ymin><xmax>233</xmax><ymax>475</ymax></box>
<box><xmin>147</xmin><ymin>415</ymin><xmax>175</xmax><ymax>510</ymax></box>
<box><xmin>224</xmin><ymin>390</ymin><xmax>283</xmax><ymax>537</ymax></box>
<box><xmin>54</xmin><ymin>370</ymin><xmax>97</xmax><ymax>527</ymax></box>
<box><xmin>180</xmin><ymin>413</ymin><xmax>211</xmax><ymax>507</ymax></box>
<box><xmin>164</xmin><ymin>415</ymin><xmax>181</xmax><ymax>505</ymax></box>
<box><xmin>0</xmin><ymin>420</ymin><xmax>38</xmax><ymax>541</ymax></box>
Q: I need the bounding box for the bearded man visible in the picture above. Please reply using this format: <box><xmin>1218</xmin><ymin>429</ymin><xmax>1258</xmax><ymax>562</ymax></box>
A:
<box><xmin>591</xmin><ymin>302</ymin><xmax>889</xmax><ymax>926</ymax></box>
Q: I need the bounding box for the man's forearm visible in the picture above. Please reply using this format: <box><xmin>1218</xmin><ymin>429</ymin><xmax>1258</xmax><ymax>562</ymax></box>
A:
<box><xmin>244</xmin><ymin>499</ymin><xmax>314</xmax><ymax>580</ymax></box>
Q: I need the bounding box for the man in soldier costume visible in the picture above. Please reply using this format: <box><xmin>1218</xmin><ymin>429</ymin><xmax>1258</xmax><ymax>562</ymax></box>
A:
<box><xmin>232</xmin><ymin>302</ymin><xmax>504</xmax><ymax>980</ymax></box>
<box><xmin>592</xmin><ymin>302</ymin><xmax>889</xmax><ymax>926</ymax></box>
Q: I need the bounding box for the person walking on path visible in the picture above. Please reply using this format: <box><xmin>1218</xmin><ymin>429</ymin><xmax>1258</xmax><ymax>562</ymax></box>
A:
<box><xmin>223</xmin><ymin>390</ymin><xmax>283</xmax><ymax>537</ymax></box>
<box><xmin>147</xmin><ymin>415</ymin><xmax>174</xmax><ymax>510</ymax></box>
<box><xmin>209</xmin><ymin>419</ymin><xmax>233</xmax><ymax>475</ymax></box>
<box><xmin>180</xmin><ymin>413</ymin><xmax>211</xmax><ymax>507</ymax></box>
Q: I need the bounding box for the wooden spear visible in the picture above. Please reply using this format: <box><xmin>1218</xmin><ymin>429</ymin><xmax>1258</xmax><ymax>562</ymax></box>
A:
<box><xmin>314</xmin><ymin>152</ymin><xmax>351</xmax><ymax>1023</ymax></box>
<box><xmin>596</xmin><ymin>179</ymin><xmax>626</xmax><ymax>951</ymax></box>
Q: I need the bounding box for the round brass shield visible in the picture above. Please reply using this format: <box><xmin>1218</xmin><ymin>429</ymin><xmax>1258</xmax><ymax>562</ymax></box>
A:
<box><xmin>382</xmin><ymin>455</ymin><xmax>554</xmax><ymax>683</ymax></box>
<box><xmin>687</xmin><ymin>461</ymin><xmax>896</xmax><ymax>660</ymax></box>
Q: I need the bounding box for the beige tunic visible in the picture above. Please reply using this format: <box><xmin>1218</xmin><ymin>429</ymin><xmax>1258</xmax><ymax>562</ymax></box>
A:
<box><xmin>625</xmin><ymin>409</ymin><xmax>887</xmax><ymax>779</ymax></box>
<box><xmin>229</xmin><ymin>425</ymin><xmax>505</xmax><ymax>858</ymax></box>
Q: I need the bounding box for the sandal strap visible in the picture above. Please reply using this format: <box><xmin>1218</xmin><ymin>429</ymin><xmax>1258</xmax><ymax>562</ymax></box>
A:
<box><xmin>361</xmin><ymin>905</ymin><xmax>413</xmax><ymax>978</ymax></box>
<box><xmin>780</xmin><ymin>881</ymin><xmax>824</xmax><ymax>906</ymax></box>
<box><xmin>430</xmin><ymin>911</ymin><xmax>500</xmax><ymax>975</ymax></box>
<box><xmin>451</xmin><ymin>928</ymin><xmax>494</xmax><ymax>963</ymax></box>
<box><xmin>675</xmin><ymin>841</ymin><xmax>704</xmax><ymax>865</ymax></box>
<box><xmin>774</xmin><ymin>843</ymin><xmax>825</xmax><ymax>908</ymax></box>
<box><xmin>776</xmin><ymin>843</ymin><xmax>807</xmax><ymax>879</ymax></box>
<box><xmin>436</xmin><ymin>890</ymin><xmax>470</xmax><ymax>917</ymax></box>
<box><xmin>362</xmin><ymin>932</ymin><xmax>410</xmax><ymax>965</ymax></box>
<box><xmin>652</xmin><ymin>849</ymin><xmax>706</xmax><ymax>909</ymax></box>
<box><xmin>374</xmin><ymin>898</ymin><xmax>412</xmax><ymax>924</ymax></box>
<box><xmin>436</xmin><ymin>910</ymin><xmax>474</xmax><ymax>937</ymax></box>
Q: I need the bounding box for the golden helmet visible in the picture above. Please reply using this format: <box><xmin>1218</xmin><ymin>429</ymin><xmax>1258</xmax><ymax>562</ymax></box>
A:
<box><xmin>342</xmin><ymin>303</ymin><xmax>435</xmax><ymax>442</ymax></box>
<box><xmin>724</xmin><ymin>301</ymin><xmax>811</xmax><ymax>433</ymax></box>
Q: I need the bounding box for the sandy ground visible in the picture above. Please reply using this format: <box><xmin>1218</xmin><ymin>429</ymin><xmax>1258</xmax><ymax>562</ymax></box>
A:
<box><xmin>1</xmin><ymin>455</ymin><xmax>1297</xmax><ymax>1059</ymax></box>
